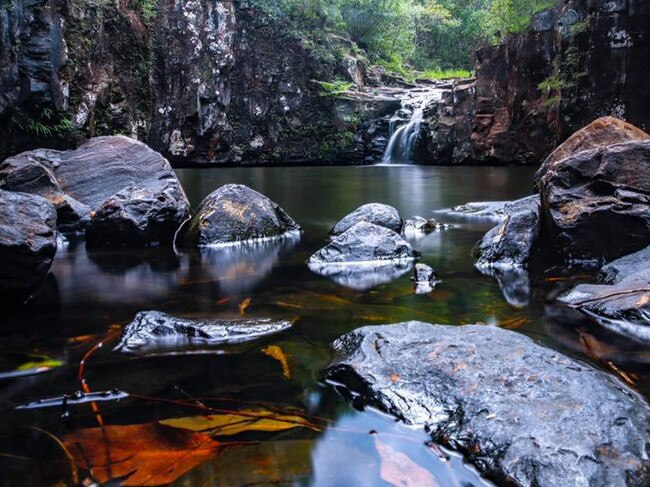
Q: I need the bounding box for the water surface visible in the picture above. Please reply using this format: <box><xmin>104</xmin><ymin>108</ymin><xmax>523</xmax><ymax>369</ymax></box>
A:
<box><xmin>2</xmin><ymin>165</ymin><xmax>648</xmax><ymax>486</ymax></box>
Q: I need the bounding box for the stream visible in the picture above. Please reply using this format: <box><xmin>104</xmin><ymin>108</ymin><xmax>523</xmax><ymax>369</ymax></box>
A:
<box><xmin>2</xmin><ymin>165</ymin><xmax>649</xmax><ymax>486</ymax></box>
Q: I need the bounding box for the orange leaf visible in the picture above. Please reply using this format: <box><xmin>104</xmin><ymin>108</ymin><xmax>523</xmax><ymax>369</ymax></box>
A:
<box><xmin>375</xmin><ymin>437</ymin><xmax>440</xmax><ymax>487</ymax></box>
<box><xmin>239</xmin><ymin>297</ymin><xmax>252</xmax><ymax>315</ymax></box>
<box><xmin>64</xmin><ymin>423</ymin><xmax>219</xmax><ymax>486</ymax></box>
<box><xmin>262</xmin><ymin>345</ymin><xmax>291</xmax><ymax>379</ymax></box>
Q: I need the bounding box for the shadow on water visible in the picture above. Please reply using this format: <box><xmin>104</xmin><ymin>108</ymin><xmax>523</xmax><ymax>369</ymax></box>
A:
<box><xmin>1</xmin><ymin>165</ymin><xmax>647</xmax><ymax>486</ymax></box>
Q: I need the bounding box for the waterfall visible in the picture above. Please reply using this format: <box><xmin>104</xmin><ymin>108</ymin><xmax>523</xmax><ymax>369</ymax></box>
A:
<box><xmin>381</xmin><ymin>87</ymin><xmax>442</xmax><ymax>165</ymax></box>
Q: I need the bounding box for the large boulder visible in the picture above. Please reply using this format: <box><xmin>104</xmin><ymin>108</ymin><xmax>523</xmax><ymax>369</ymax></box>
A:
<box><xmin>180</xmin><ymin>184</ymin><xmax>300</xmax><ymax>246</ymax></box>
<box><xmin>534</xmin><ymin>117</ymin><xmax>649</xmax><ymax>187</ymax></box>
<box><xmin>324</xmin><ymin>322</ymin><xmax>650</xmax><ymax>487</ymax></box>
<box><xmin>115</xmin><ymin>311</ymin><xmax>293</xmax><ymax>354</ymax></box>
<box><xmin>538</xmin><ymin>139</ymin><xmax>650</xmax><ymax>264</ymax></box>
<box><xmin>560</xmin><ymin>245</ymin><xmax>650</xmax><ymax>340</ymax></box>
<box><xmin>330</xmin><ymin>203</ymin><xmax>402</xmax><ymax>236</ymax></box>
<box><xmin>309</xmin><ymin>222</ymin><xmax>417</xmax><ymax>265</ymax></box>
<box><xmin>0</xmin><ymin>189</ymin><xmax>57</xmax><ymax>302</ymax></box>
<box><xmin>0</xmin><ymin>136</ymin><xmax>190</xmax><ymax>245</ymax></box>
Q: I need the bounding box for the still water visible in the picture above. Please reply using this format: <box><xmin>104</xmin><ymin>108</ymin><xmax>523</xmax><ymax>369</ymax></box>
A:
<box><xmin>2</xmin><ymin>165</ymin><xmax>649</xmax><ymax>486</ymax></box>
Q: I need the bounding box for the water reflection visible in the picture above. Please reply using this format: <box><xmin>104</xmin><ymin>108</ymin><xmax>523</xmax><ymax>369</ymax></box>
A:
<box><xmin>476</xmin><ymin>265</ymin><xmax>531</xmax><ymax>308</ymax></box>
<box><xmin>309</xmin><ymin>261</ymin><xmax>414</xmax><ymax>291</ymax></box>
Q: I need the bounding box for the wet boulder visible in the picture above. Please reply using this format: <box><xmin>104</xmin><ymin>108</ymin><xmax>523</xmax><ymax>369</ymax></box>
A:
<box><xmin>474</xmin><ymin>197</ymin><xmax>541</xmax><ymax>269</ymax></box>
<box><xmin>309</xmin><ymin>222</ymin><xmax>417</xmax><ymax>266</ymax></box>
<box><xmin>324</xmin><ymin>322</ymin><xmax>650</xmax><ymax>487</ymax></box>
<box><xmin>0</xmin><ymin>189</ymin><xmax>57</xmax><ymax>302</ymax></box>
<box><xmin>534</xmin><ymin>117</ymin><xmax>649</xmax><ymax>188</ymax></box>
<box><xmin>115</xmin><ymin>311</ymin><xmax>293</xmax><ymax>354</ymax></box>
<box><xmin>0</xmin><ymin>136</ymin><xmax>190</xmax><ymax>244</ymax></box>
<box><xmin>330</xmin><ymin>203</ymin><xmax>402</xmax><ymax>236</ymax></box>
<box><xmin>180</xmin><ymin>184</ymin><xmax>300</xmax><ymax>246</ymax></box>
<box><xmin>538</xmin><ymin>139</ymin><xmax>650</xmax><ymax>264</ymax></box>
<box><xmin>560</xmin><ymin>245</ymin><xmax>650</xmax><ymax>340</ymax></box>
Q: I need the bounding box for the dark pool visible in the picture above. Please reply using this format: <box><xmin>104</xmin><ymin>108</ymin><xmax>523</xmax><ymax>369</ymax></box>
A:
<box><xmin>2</xmin><ymin>165</ymin><xmax>649</xmax><ymax>486</ymax></box>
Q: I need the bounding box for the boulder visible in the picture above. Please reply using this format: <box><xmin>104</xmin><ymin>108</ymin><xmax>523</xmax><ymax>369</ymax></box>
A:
<box><xmin>538</xmin><ymin>139</ymin><xmax>650</xmax><ymax>264</ymax></box>
<box><xmin>115</xmin><ymin>311</ymin><xmax>293</xmax><ymax>354</ymax></box>
<box><xmin>0</xmin><ymin>136</ymin><xmax>190</xmax><ymax>245</ymax></box>
<box><xmin>534</xmin><ymin>117</ymin><xmax>649</xmax><ymax>187</ymax></box>
<box><xmin>324</xmin><ymin>322</ymin><xmax>650</xmax><ymax>487</ymax></box>
<box><xmin>0</xmin><ymin>189</ymin><xmax>57</xmax><ymax>302</ymax></box>
<box><xmin>560</xmin><ymin>245</ymin><xmax>650</xmax><ymax>340</ymax></box>
<box><xmin>180</xmin><ymin>184</ymin><xmax>300</xmax><ymax>246</ymax></box>
<box><xmin>330</xmin><ymin>203</ymin><xmax>402</xmax><ymax>236</ymax></box>
<box><xmin>308</xmin><ymin>222</ymin><xmax>417</xmax><ymax>266</ymax></box>
<box><xmin>448</xmin><ymin>195</ymin><xmax>539</xmax><ymax>221</ymax></box>
<box><xmin>474</xmin><ymin>197</ymin><xmax>541</xmax><ymax>269</ymax></box>
<box><xmin>411</xmin><ymin>263</ymin><xmax>438</xmax><ymax>294</ymax></box>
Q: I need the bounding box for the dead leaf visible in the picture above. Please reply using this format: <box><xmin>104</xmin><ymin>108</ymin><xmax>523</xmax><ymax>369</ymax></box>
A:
<box><xmin>64</xmin><ymin>423</ymin><xmax>219</xmax><ymax>486</ymax></box>
<box><xmin>159</xmin><ymin>409</ymin><xmax>320</xmax><ymax>436</ymax></box>
<box><xmin>636</xmin><ymin>294</ymin><xmax>650</xmax><ymax>308</ymax></box>
<box><xmin>239</xmin><ymin>297</ymin><xmax>252</xmax><ymax>315</ymax></box>
<box><xmin>262</xmin><ymin>345</ymin><xmax>291</xmax><ymax>379</ymax></box>
<box><xmin>375</xmin><ymin>437</ymin><xmax>440</xmax><ymax>487</ymax></box>
<box><xmin>390</xmin><ymin>373</ymin><xmax>400</xmax><ymax>383</ymax></box>
<box><xmin>216</xmin><ymin>297</ymin><xmax>231</xmax><ymax>305</ymax></box>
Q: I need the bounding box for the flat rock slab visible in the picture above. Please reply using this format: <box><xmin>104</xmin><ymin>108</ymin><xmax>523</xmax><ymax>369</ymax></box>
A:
<box><xmin>0</xmin><ymin>189</ymin><xmax>57</xmax><ymax>302</ymax></box>
<box><xmin>330</xmin><ymin>203</ymin><xmax>402</xmax><ymax>236</ymax></box>
<box><xmin>447</xmin><ymin>196</ymin><xmax>539</xmax><ymax>221</ymax></box>
<box><xmin>324</xmin><ymin>322</ymin><xmax>650</xmax><ymax>487</ymax></box>
<box><xmin>180</xmin><ymin>184</ymin><xmax>300</xmax><ymax>246</ymax></box>
<box><xmin>561</xmin><ymin>245</ymin><xmax>650</xmax><ymax>340</ymax></box>
<box><xmin>115</xmin><ymin>311</ymin><xmax>293</xmax><ymax>354</ymax></box>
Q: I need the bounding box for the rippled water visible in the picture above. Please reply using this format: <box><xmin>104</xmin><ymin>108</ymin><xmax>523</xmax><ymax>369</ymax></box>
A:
<box><xmin>2</xmin><ymin>165</ymin><xmax>649</xmax><ymax>486</ymax></box>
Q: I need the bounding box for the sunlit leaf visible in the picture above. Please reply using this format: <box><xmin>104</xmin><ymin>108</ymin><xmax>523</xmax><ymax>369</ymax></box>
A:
<box><xmin>262</xmin><ymin>345</ymin><xmax>291</xmax><ymax>379</ymax></box>
<box><xmin>64</xmin><ymin>423</ymin><xmax>219</xmax><ymax>486</ymax></box>
<box><xmin>159</xmin><ymin>409</ymin><xmax>320</xmax><ymax>436</ymax></box>
<box><xmin>375</xmin><ymin>437</ymin><xmax>440</xmax><ymax>487</ymax></box>
<box><xmin>16</xmin><ymin>358</ymin><xmax>63</xmax><ymax>371</ymax></box>
<box><xmin>239</xmin><ymin>297</ymin><xmax>252</xmax><ymax>315</ymax></box>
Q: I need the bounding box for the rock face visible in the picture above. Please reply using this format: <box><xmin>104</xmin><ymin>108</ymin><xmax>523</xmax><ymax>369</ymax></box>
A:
<box><xmin>330</xmin><ymin>203</ymin><xmax>402</xmax><ymax>237</ymax></box>
<box><xmin>115</xmin><ymin>311</ymin><xmax>293</xmax><ymax>354</ymax></box>
<box><xmin>324</xmin><ymin>322</ymin><xmax>650</xmax><ymax>487</ymax></box>
<box><xmin>474</xmin><ymin>197</ymin><xmax>541</xmax><ymax>269</ymax></box>
<box><xmin>0</xmin><ymin>136</ymin><xmax>190</xmax><ymax>245</ymax></box>
<box><xmin>538</xmin><ymin>139</ymin><xmax>650</xmax><ymax>264</ymax></box>
<box><xmin>561</xmin><ymin>246</ymin><xmax>650</xmax><ymax>340</ymax></box>
<box><xmin>0</xmin><ymin>189</ymin><xmax>57</xmax><ymax>302</ymax></box>
<box><xmin>309</xmin><ymin>222</ymin><xmax>417</xmax><ymax>265</ymax></box>
<box><xmin>181</xmin><ymin>184</ymin><xmax>300</xmax><ymax>247</ymax></box>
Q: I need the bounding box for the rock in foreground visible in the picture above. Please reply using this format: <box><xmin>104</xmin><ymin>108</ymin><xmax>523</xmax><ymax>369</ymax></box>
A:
<box><xmin>180</xmin><ymin>184</ymin><xmax>300</xmax><ymax>246</ymax></box>
<box><xmin>115</xmin><ymin>311</ymin><xmax>293</xmax><ymax>353</ymax></box>
<box><xmin>330</xmin><ymin>203</ymin><xmax>402</xmax><ymax>236</ymax></box>
<box><xmin>560</xmin><ymin>246</ymin><xmax>650</xmax><ymax>340</ymax></box>
<box><xmin>324</xmin><ymin>322</ymin><xmax>650</xmax><ymax>487</ymax></box>
<box><xmin>538</xmin><ymin>139</ymin><xmax>650</xmax><ymax>264</ymax></box>
<box><xmin>0</xmin><ymin>190</ymin><xmax>57</xmax><ymax>302</ymax></box>
<box><xmin>0</xmin><ymin>136</ymin><xmax>190</xmax><ymax>245</ymax></box>
<box><xmin>309</xmin><ymin>222</ymin><xmax>417</xmax><ymax>265</ymax></box>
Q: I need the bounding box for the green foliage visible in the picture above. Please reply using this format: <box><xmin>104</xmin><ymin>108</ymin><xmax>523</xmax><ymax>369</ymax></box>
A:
<box><xmin>420</xmin><ymin>68</ymin><xmax>473</xmax><ymax>80</ymax></box>
<box><xmin>312</xmin><ymin>80</ymin><xmax>355</xmax><ymax>97</ymax></box>
<box><xmin>484</xmin><ymin>0</ymin><xmax>554</xmax><ymax>39</ymax></box>
<box><xmin>9</xmin><ymin>107</ymin><xmax>73</xmax><ymax>138</ymax></box>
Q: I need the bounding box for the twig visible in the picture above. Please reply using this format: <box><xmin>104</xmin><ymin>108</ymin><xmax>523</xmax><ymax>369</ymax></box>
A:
<box><xmin>29</xmin><ymin>426</ymin><xmax>80</xmax><ymax>485</ymax></box>
<box><xmin>570</xmin><ymin>288</ymin><xmax>650</xmax><ymax>306</ymax></box>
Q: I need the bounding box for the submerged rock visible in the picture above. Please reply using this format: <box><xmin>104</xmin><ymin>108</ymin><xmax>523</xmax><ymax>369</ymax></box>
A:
<box><xmin>180</xmin><ymin>184</ymin><xmax>300</xmax><ymax>247</ymax></box>
<box><xmin>560</xmin><ymin>246</ymin><xmax>650</xmax><ymax>340</ymax></box>
<box><xmin>0</xmin><ymin>189</ymin><xmax>57</xmax><ymax>302</ymax></box>
<box><xmin>0</xmin><ymin>136</ymin><xmax>190</xmax><ymax>245</ymax></box>
<box><xmin>538</xmin><ymin>139</ymin><xmax>650</xmax><ymax>264</ymax></box>
<box><xmin>115</xmin><ymin>311</ymin><xmax>293</xmax><ymax>353</ymax></box>
<box><xmin>324</xmin><ymin>322</ymin><xmax>650</xmax><ymax>487</ymax></box>
<box><xmin>309</xmin><ymin>222</ymin><xmax>417</xmax><ymax>265</ymax></box>
<box><xmin>330</xmin><ymin>203</ymin><xmax>402</xmax><ymax>236</ymax></box>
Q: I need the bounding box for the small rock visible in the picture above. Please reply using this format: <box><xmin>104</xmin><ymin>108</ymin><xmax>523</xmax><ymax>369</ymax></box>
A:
<box><xmin>180</xmin><ymin>184</ymin><xmax>300</xmax><ymax>246</ymax></box>
<box><xmin>330</xmin><ymin>203</ymin><xmax>402</xmax><ymax>236</ymax></box>
<box><xmin>411</xmin><ymin>263</ymin><xmax>438</xmax><ymax>283</ymax></box>
<box><xmin>403</xmin><ymin>216</ymin><xmax>449</xmax><ymax>236</ymax></box>
<box><xmin>115</xmin><ymin>311</ymin><xmax>293</xmax><ymax>354</ymax></box>
<box><xmin>0</xmin><ymin>189</ymin><xmax>57</xmax><ymax>303</ymax></box>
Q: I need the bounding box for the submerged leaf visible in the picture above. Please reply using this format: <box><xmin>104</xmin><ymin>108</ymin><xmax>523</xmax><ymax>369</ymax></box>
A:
<box><xmin>262</xmin><ymin>345</ymin><xmax>291</xmax><ymax>379</ymax></box>
<box><xmin>64</xmin><ymin>423</ymin><xmax>219</xmax><ymax>486</ymax></box>
<box><xmin>239</xmin><ymin>297</ymin><xmax>252</xmax><ymax>315</ymax></box>
<box><xmin>160</xmin><ymin>409</ymin><xmax>320</xmax><ymax>436</ymax></box>
<box><xmin>375</xmin><ymin>437</ymin><xmax>440</xmax><ymax>487</ymax></box>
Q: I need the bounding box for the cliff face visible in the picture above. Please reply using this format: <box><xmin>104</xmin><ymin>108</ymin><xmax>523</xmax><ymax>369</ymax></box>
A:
<box><xmin>421</xmin><ymin>0</ymin><xmax>650</xmax><ymax>165</ymax></box>
<box><xmin>0</xmin><ymin>0</ymin><xmax>395</xmax><ymax>164</ymax></box>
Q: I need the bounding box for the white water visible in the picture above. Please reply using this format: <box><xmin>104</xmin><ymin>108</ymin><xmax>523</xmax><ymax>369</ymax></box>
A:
<box><xmin>381</xmin><ymin>88</ymin><xmax>443</xmax><ymax>165</ymax></box>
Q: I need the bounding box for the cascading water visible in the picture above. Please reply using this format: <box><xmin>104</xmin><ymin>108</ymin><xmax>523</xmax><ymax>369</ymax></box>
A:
<box><xmin>381</xmin><ymin>87</ymin><xmax>443</xmax><ymax>165</ymax></box>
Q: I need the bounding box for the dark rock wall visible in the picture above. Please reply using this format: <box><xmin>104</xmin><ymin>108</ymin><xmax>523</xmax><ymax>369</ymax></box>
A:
<box><xmin>421</xmin><ymin>0</ymin><xmax>650</xmax><ymax>165</ymax></box>
<box><xmin>0</xmin><ymin>0</ymin><xmax>390</xmax><ymax>164</ymax></box>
